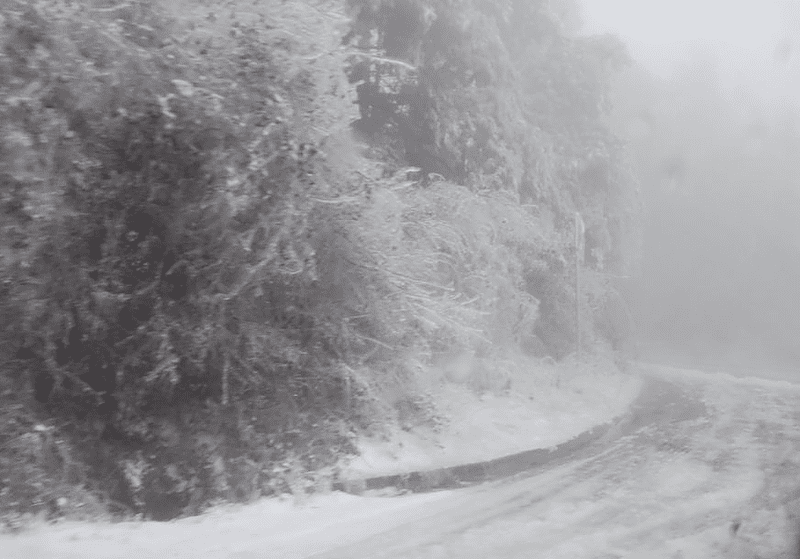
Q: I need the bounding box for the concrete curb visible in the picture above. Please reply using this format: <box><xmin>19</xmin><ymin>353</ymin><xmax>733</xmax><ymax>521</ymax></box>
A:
<box><xmin>333</xmin><ymin>375</ymin><xmax>706</xmax><ymax>495</ymax></box>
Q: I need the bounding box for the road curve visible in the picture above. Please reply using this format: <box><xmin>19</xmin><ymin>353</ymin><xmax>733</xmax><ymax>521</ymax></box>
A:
<box><xmin>5</xmin><ymin>367</ymin><xmax>800</xmax><ymax>559</ymax></box>
<box><xmin>335</xmin><ymin>376</ymin><xmax>703</xmax><ymax>496</ymax></box>
<box><xmin>311</xmin><ymin>368</ymin><xmax>800</xmax><ymax>559</ymax></box>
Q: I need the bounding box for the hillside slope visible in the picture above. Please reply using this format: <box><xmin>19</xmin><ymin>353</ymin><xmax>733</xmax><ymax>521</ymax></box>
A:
<box><xmin>0</xmin><ymin>0</ymin><xmax>640</xmax><ymax>526</ymax></box>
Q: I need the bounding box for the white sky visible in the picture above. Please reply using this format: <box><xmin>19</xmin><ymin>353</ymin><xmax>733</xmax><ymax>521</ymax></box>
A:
<box><xmin>580</xmin><ymin>0</ymin><xmax>800</xmax><ymax>104</ymax></box>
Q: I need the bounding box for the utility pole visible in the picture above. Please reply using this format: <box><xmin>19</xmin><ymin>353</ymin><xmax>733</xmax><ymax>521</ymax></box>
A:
<box><xmin>575</xmin><ymin>212</ymin><xmax>585</xmax><ymax>362</ymax></box>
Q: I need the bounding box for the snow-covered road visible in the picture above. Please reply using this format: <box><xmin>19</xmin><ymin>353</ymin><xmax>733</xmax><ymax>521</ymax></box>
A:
<box><xmin>311</xmin><ymin>367</ymin><xmax>800</xmax><ymax>558</ymax></box>
<box><xmin>6</xmin><ymin>365</ymin><xmax>800</xmax><ymax>558</ymax></box>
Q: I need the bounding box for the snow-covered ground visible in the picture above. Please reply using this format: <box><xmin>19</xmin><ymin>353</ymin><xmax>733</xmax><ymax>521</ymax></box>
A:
<box><xmin>342</xmin><ymin>357</ymin><xmax>642</xmax><ymax>478</ymax></box>
<box><xmin>4</xmin><ymin>361</ymin><xmax>800</xmax><ymax>558</ymax></box>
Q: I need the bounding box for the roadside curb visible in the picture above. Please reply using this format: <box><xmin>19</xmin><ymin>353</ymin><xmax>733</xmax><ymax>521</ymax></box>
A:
<box><xmin>333</xmin><ymin>375</ymin><xmax>706</xmax><ymax>495</ymax></box>
<box><xmin>332</xmin><ymin>418</ymin><xmax>617</xmax><ymax>495</ymax></box>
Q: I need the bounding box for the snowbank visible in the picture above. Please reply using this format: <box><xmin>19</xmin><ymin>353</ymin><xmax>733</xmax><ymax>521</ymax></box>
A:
<box><xmin>341</xmin><ymin>357</ymin><xmax>643</xmax><ymax>478</ymax></box>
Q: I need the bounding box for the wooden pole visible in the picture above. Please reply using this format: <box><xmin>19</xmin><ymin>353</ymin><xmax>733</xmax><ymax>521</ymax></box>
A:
<box><xmin>575</xmin><ymin>212</ymin><xmax>583</xmax><ymax>362</ymax></box>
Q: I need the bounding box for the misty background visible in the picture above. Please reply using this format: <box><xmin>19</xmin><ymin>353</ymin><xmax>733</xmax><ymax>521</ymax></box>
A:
<box><xmin>581</xmin><ymin>0</ymin><xmax>800</xmax><ymax>374</ymax></box>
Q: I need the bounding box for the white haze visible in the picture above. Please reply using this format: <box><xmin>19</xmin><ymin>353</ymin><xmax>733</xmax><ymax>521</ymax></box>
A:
<box><xmin>578</xmin><ymin>0</ymin><xmax>800</xmax><ymax>375</ymax></box>
<box><xmin>580</xmin><ymin>0</ymin><xmax>800</xmax><ymax>105</ymax></box>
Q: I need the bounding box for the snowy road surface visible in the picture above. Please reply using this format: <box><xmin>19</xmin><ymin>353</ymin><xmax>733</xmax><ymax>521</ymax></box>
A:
<box><xmin>6</xmin><ymin>365</ymin><xmax>800</xmax><ymax>558</ymax></box>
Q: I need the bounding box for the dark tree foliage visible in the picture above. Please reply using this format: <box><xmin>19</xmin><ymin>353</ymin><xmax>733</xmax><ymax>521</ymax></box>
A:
<box><xmin>0</xmin><ymin>0</ymin><xmax>640</xmax><ymax>525</ymax></box>
<box><xmin>344</xmin><ymin>0</ymin><xmax>630</xmax><ymax>192</ymax></box>
<box><xmin>0</xmin><ymin>0</ymin><xmax>362</xmax><ymax>523</ymax></box>
<box><xmin>343</xmin><ymin>0</ymin><xmax>640</xmax><ymax>355</ymax></box>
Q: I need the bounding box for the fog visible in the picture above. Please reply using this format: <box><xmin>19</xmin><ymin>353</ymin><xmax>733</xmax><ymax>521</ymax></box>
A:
<box><xmin>580</xmin><ymin>0</ymin><xmax>800</xmax><ymax>375</ymax></box>
<box><xmin>582</xmin><ymin>0</ymin><xmax>798</xmax><ymax>85</ymax></box>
